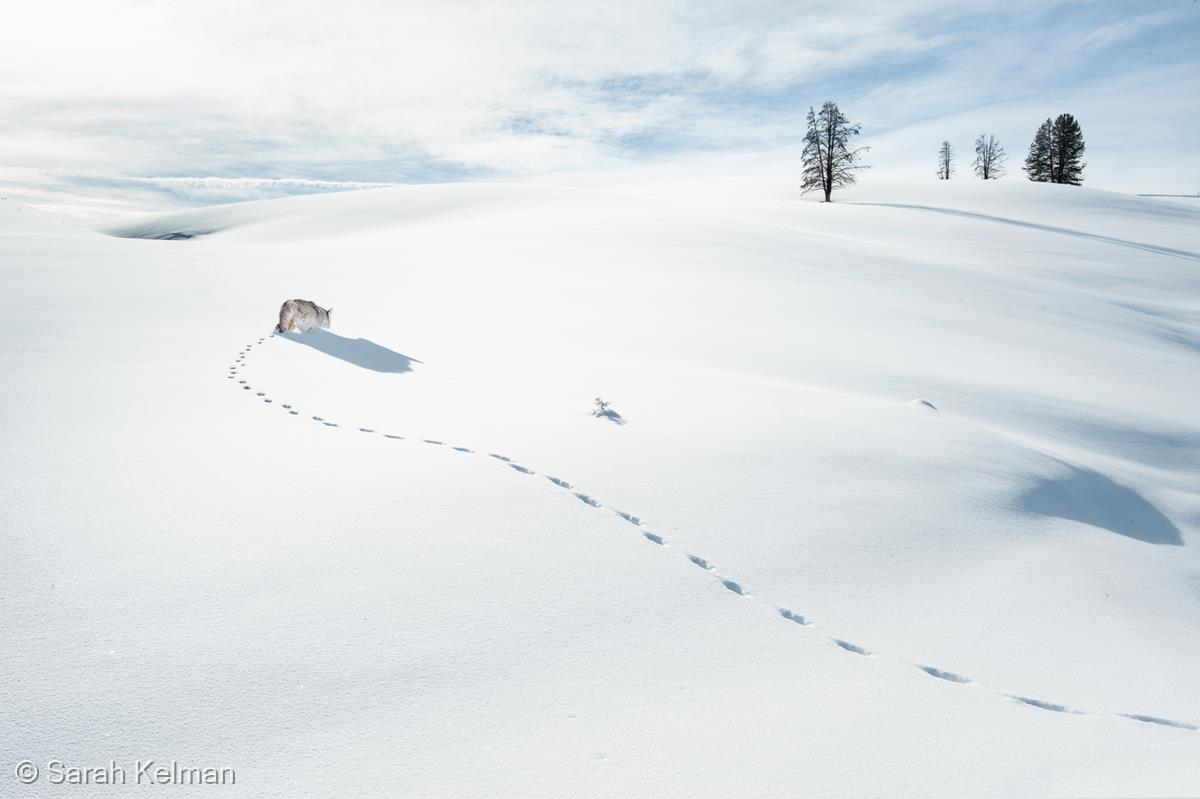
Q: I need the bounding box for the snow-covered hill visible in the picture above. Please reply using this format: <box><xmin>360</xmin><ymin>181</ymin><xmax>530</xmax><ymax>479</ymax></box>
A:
<box><xmin>3</xmin><ymin>178</ymin><xmax>1198</xmax><ymax>797</ymax></box>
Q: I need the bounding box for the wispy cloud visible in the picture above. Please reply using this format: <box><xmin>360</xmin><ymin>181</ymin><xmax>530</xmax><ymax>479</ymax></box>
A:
<box><xmin>1</xmin><ymin>0</ymin><xmax>1196</xmax><ymax>221</ymax></box>
<box><xmin>57</xmin><ymin>171</ymin><xmax>398</xmax><ymax>198</ymax></box>
<box><xmin>0</xmin><ymin>168</ymin><xmax>403</xmax><ymax>219</ymax></box>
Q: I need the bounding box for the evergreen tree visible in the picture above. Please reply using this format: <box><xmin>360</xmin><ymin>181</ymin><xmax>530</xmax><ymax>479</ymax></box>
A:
<box><xmin>801</xmin><ymin>101</ymin><xmax>869</xmax><ymax>202</ymax></box>
<box><xmin>1050</xmin><ymin>113</ymin><xmax>1086</xmax><ymax>185</ymax></box>
<box><xmin>1024</xmin><ymin>115</ymin><xmax>1086</xmax><ymax>185</ymax></box>
<box><xmin>973</xmin><ymin>134</ymin><xmax>1006</xmax><ymax>180</ymax></box>
<box><xmin>937</xmin><ymin>141</ymin><xmax>954</xmax><ymax>180</ymax></box>
<box><xmin>1023</xmin><ymin>119</ymin><xmax>1053</xmax><ymax>182</ymax></box>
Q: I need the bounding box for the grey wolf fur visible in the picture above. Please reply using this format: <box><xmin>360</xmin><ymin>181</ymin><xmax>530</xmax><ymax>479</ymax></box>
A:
<box><xmin>275</xmin><ymin>299</ymin><xmax>332</xmax><ymax>333</ymax></box>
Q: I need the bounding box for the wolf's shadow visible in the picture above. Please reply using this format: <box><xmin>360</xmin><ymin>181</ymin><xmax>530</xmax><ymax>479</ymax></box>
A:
<box><xmin>279</xmin><ymin>329</ymin><xmax>422</xmax><ymax>373</ymax></box>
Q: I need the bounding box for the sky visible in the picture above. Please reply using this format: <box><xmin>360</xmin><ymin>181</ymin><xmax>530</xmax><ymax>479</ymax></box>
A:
<box><xmin>1</xmin><ymin>0</ymin><xmax>1197</xmax><ymax>222</ymax></box>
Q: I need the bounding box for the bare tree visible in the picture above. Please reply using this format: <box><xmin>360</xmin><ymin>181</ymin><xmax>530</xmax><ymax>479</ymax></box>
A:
<box><xmin>973</xmin><ymin>134</ymin><xmax>1007</xmax><ymax>180</ymax></box>
<box><xmin>937</xmin><ymin>141</ymin><xmax>954</xmax><ymax>180</ymax></box>
<box><xmin>801</xmin><ymin>102</ymin><xmax>869</xmax><ymax>202</ymax></box>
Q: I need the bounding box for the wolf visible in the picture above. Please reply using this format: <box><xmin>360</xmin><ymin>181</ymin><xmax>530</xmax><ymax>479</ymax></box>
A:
<box><xmin>274</xmin><ymin>299</ymin><xmax>332</xmax><ymax>333</ymax></box>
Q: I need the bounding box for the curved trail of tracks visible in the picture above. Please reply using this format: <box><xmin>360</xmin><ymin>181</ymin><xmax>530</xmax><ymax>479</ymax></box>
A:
<box><xmin>229</xmin><ymin>333</ymin><xmax>1197</xmax><ymax>734</ymax></box>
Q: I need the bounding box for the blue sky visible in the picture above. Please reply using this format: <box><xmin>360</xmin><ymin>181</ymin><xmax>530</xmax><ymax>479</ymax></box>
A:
<box><xmin>1</xmin><ymin>0</ymin><xmax>1196</xmax><ymax>220</ymax></box>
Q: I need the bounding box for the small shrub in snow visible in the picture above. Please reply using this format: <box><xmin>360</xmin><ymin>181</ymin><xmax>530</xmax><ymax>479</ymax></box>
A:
<box><xmin>592</xmin><ymin>397</ymin><xmax>626</xmax><ymax>425</ymax></box>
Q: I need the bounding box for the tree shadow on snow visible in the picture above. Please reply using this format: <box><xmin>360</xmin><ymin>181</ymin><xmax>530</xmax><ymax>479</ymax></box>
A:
<box><xmin>279</xmin><ymin>330</ymin><xmax>423</xmax><ymax>373</ymax></box>
<box><xmin>849</xmin><ymin>203</ymin><xmax>1200</xmax><ymax>262</ymax></box>
<box><xmin>1019</xmin><ymin>464</ymin><xmax>1183</xmax><ymax>546</ymax></box>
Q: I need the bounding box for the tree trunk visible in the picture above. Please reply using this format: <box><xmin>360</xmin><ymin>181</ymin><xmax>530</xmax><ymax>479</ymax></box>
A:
<box><xmin>824</xmin><ymin>121</ymin><xmax>834</xmax><ymax>202</ymax></box>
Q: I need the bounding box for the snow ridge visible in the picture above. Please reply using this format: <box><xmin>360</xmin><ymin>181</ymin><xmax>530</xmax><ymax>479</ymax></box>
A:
<box><xmin>229</xmin><ymin>334</ymin><xmax>1198</xmax><ymax>734</ymax></box>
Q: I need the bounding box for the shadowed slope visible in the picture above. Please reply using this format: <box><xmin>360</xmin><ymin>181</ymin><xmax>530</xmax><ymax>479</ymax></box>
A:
<box><xmin>1019</xmin><ymin>464</ymin><xmax>1183</xmax><ymax>545</ymax></box>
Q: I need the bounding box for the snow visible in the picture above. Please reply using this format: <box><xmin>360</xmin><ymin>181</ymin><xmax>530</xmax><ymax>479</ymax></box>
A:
<box><xmin>2</xmin><ymin>176</ymin><xmax>1199</xmax><ymax>797</ymax></box>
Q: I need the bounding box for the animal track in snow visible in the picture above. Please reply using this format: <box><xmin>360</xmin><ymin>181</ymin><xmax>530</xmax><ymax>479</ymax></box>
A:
<box><xmin>1119</xmin><ymin>714</ymin><xmax>1198</xmax><ymax>730</ymax></box>
<box><xmin>778</xmin><ymin>608</ymin><xmax>809</xmax><ymax>626</ymax></box>
<box><xmin>1009</xmin><ymin>696</ymin><xmax>1079</xmax><ymax>714</ymax></box>
<box><xmin>228</xmin><ymin>335</ymin><xmax>1197</xmax><ymax>735</ymax></box>
<box><xmin>833</xmin><ymin>639</ymin><xmax>869</xmax><ymax>656</ymax></box>
<box><xmin>721</xmin><ymin>579</ymin><xmax>747</xmax><ymax>596</ymax></box>
<box><xmin>917</xmin><ymin>665</ymin><xmax>970</xmax><ymax>683</ymax></box>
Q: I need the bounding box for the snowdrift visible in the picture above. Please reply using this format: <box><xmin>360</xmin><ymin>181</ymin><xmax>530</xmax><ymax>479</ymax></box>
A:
<box><xmin>3</xmin><ymin>177</ymin><xmax>1199</xmax><ymax>797</ymax></box>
